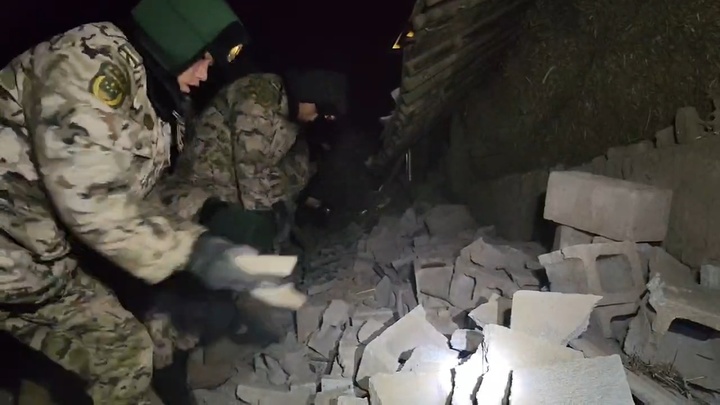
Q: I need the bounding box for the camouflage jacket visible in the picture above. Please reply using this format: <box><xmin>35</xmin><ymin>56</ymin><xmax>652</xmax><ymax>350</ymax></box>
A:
<box><xmin>0</xmin><ymin>22</ymin><xmax>204</xmax><ymax>300</ymax></box>
<box><xmin>171</xmin><ymin>73</ymin><xmax>301</xmax><ymax>210</ymax></box>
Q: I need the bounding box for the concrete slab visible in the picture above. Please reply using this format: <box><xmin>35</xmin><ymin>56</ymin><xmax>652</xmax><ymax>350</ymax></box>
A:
<box><xmin>368</xmin><ymin>370</ymin><xmax>453</xmax><ymax>405</ymax></box>
<box><xmin>510</xmin><ymin>355</ymin><xmax>634</xmax><ymax>405</ymax></box>
<box><xmin>468</xmin><ymin>293</ymin><xmax>511</xmax><ymax>328</ymax></box>
<box><xmin>544</xmin><ymin>171</ymin><xmax>673</xmax><ymax>242</ymax></box>
<box><xmin>482</xmin><ymin>325</ymin><xmax>584</xmax><ymax>371</ymax></box>
<box><xmin>510</xmin><ymin>291</ymin><xmax>602</xmax><ymax>345</ymax></box>
<box><xmin>356</xmin><ymin>306</ymin><xmax>448</xmax><ymax>388</ymax></box>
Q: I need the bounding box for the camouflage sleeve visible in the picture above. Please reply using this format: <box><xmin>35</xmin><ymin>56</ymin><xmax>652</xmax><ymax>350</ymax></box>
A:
<box><xmin>229</xmin><ymin>77</ymin><xmax>300</xmax><ymax>169</ymax></box>
<box><xmin>28</xmin><ymin>48</ymin><xmax>204</xmax><ymax>284</ymax></box>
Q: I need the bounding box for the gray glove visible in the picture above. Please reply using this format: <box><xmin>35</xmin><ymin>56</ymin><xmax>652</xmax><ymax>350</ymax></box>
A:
<box><xmin>186</xmin><ymin>232</ymin><xmax>282</xmax><ymax>291</ymax></box>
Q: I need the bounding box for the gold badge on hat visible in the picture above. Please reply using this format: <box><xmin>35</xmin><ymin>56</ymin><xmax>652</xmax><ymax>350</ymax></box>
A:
<box><xmin>227</xmin><ymin>44</ymin><xmax>243</xmax><ymax>63</ymax></box>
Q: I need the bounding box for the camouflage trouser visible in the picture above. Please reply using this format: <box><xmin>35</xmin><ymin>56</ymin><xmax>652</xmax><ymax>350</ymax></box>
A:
<box><xmin>0</xmin><ymin>242</ymin><xmax>155</xmax><ymax>404</ymax></box>
<box><xmin>239</xmin><ymin>138</ymin><xmax>314</xmax><ymax>210</ymax></box>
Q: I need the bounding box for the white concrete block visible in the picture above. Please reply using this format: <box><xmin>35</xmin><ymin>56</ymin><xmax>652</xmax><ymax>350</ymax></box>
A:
<box><xmin>296</xmin><ymin>302</ymin><xmax>327</xmax><ymax>343</ymax></box>
<box><xmin>544</xmin><ymin>171</ymin><xmax>673</xmax><ymax>242</ymax></box>
<box><xmin>510</xmin><ymin>291</ymin><xmax>602</xmax><ymax>345</ymax></box>
<box><xmin>474</xmin><ymin>368</ymin><xmax>510</xmax><ymax>405</ymax></box>
<box><xmin>451</xmin><ymin>351</ymin><xmax>487</xmax><ymax>405</ymax></box>
<box><xmin>482</xmin><ymin>325</ymin><xmax>584</xmax><ymax>371</ymax></box>
<box><xmin>401</xmin><ymin>345</ymin><xmax>459</xmax><ymax>373</ymax></box>
<box><xmin>449</xmin><ymin>329</ymin><xmax>483</xmax><ymax>352</ymax></box>
<box><xmin>368</xmin><ymin>370</ymin><xmax>452</xmax><ymax>405</ymax></box>
<box><xmin>468</xmin><ymin>293</ymin><xmax>511</xmax><ymax>327</ymax></box>
<box><xmin>356</xmin><ymin>306</ymin><xmax>447</xmax><ymax>388</ymax></box>
<box><xmin>338</xmin><ymin>396</ymin><xmax>368</xmax><ymax>405</ymax></box>
<box><xmin>510</xmin><ymin>355</ymin><xmax>634</xmax><ymax>405</ymax></box>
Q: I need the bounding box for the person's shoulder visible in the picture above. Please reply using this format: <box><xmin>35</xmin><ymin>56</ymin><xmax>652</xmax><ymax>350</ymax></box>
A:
<box><xmin>226</xmin><ymin>73</ymin><xmax>284</xmax><ymax>112</ymax></box>
<box><xmin>29</xmin><ymin>22</ymin><xmax>143</xmax><ymax>111</ymax></box>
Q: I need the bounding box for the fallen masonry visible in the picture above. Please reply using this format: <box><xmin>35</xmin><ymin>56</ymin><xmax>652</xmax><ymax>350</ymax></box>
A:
<box><xmin>191</xmin><ymin>176</ymin><xmax>719</xmax><ymax>404</ymax></box>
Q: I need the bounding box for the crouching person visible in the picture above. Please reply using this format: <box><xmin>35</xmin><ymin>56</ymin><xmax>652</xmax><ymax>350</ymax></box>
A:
<box><xmin>161</xmin><ymin>69</ymin><xmax>348</xmax><ymax>250</ymax></box>
<box><xmin>0</xmin><ymin>0</ymin><xmax>300</xmax><ymax>403</ymax></box>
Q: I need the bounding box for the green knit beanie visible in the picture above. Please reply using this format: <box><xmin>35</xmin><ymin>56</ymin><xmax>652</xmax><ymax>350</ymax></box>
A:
<box><xmin>131</xmin><ymin>0</ymin><xmax>249</xmax><ymax>74</ymax></box>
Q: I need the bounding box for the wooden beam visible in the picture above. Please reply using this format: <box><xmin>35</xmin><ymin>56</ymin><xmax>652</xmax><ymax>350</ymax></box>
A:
<box><xmin>413</xmin><ymin>0</ymin><xmax>488</xmax><ymax>30</ymax></box>
<box><xmin>399</xmin><ymin>30</ymin><xmax>518</xmax><ymax>105</ymax></box>
<box><xmin>406</xmin><ymin>0</ymin><xmax>530</xmax><ymax>61</ymax></box>
<box><xmin>403</xmin><ymin>28</ymin><xmax>503</xmax><ymax>91</ymax></box>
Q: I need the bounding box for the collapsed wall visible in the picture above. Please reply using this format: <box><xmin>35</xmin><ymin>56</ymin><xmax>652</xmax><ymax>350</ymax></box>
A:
<box><xmin>449</xmin><ymin>124</ymin><xmax>720</xmax><ymax>268</ymax></box>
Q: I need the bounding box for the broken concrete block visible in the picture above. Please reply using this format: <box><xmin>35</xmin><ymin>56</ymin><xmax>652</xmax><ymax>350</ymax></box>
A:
<box><xmin>357</xmin><ymin>318</ymin><xmax>386</xmax><ymax>344</ymax></box>
<box><xmin>401</xmin><ymin>344</ymin><xmax>459</xmax><ymax>373</ymax></box>
<box><xmin>323</xmin><ymin>300</ymin><xmax>351</xmax><ymax>328</ymax></box>
<box><xmin>374</xmin><ymin>276</ymin><xmax>395</xmax><ymax>308</ymax></box>
<box><xmin>647</xmin><ymin>272</ymin><xmax>720</xmax><ymax>335</ymax></box>
<box><xmin>368</xmin><ymin>370</ymin><xmax>452</xmax><ymax>405</ymax></box>
<box><xmin>425</xmin><ymin>306</ymin><xmax>465</xmax><ymax>335</ymax></box>
<box><xmin>538</xmin><ymin>242</ymin><xmax>645</xmax><ymax>307</ymax></box>
<box><xmin>337</xmin><ymin>340</ymin><xmax>360</xmax><ymax>379</ymax></box>
<box><xmin>510</xmin><ymin>355</ymin><xmax>634</xmax><ymax>405</ymax></box>
<box><xmin>700</xmin><ymin>261</ymin><xmax>720</xmax><ymax>290</ymax></box>
<box><xmin>544</xmin><ymin>171</ymin><xmax>673</xmax><ymax>242</ymax></box>
<box><xmin>236</xmin><ymin>383</ymin><xmax>314</xmax><ymax>405</ymax></box>
<box><xmin>451</xmin><ymin>351</ymin><xmax>487</xmax><ymax>405</ymax></box>
<box><xmin>394</xmin><ymin>282</ymin><xmax>418</xmax><ymax>317</ymax></box>
<box><xmin>316</xmin><ymin>387</ymin><xmax>356</xmax><ymax>405</ymax></box>
<box><xmin>307</xmin><ymin>325</ymin><xmax>343</xmax><ymax>360</ymax></box>
<box><xmin>474</xmin><ymin>368</ymin><xmax>510</xmax><ymax>405</ymax></box>
<box><xmin>570</xmin><ymin>333</ymin><xmax>688</xmax><ymax>404</ymax></box>
<box><xmin>647</xmin><ymin>247</ymin><xmax>694</xmax><ymax>286</ymax></box>
<box><xmin>592</xmin><ymin>301</ymin><xmax>639</xmax><ymax>340</ymax></box>
<box><xmin>449</xmin><ymin>329</ymin><xmax>483</xmax><ymax>352</ymax></box>
<box><xmin>352</xmin><ymin>307</ymin><xmax>394</xmax><ymax>325</ymax></box>
<box><xmin>296</xmin><ymin>302</ymin><xmax>327</xmax><ymax>343</ymax></box>
<box><xmin>280</xmin><ymin>349</ymin><xmax>316</xmax><ymax>384</ymax></box>
<box><xmin>356</xmin><ymin>306</ymin><xmax>448</xmax><ymax>388</ymax></box>
<box><xmin>338</xmin><ymin>396</ymin><xmax>368</xmax><ymax>405</ymax></box>
<box><xmin>448</xmin><ymin>271</ymin><xmax>479</xmax><ymax>310</ymax></box>
<box><xmin>461</xmin><ymin>237</ymin><xmax>518</xmax><ymax>268</ymax></box>
<box><xmin>423</xmin><ymin>204</ymin><xmax>477</xmax><ymax>237</ymax></box>
<box><xmin>321</xmin><ymin>377</ymin><xmax>354</xmax><ymax>393</ymax></box>
<box><xmin>553</xmin><ymin>225</ymin><xmax>593</xmax><ymax>250</ymax></box>
<box><xmin>253</xmin><ymin>353</ymin><xmax>288</xmax><ymax>386</ymax></box>
<box><xmin>455</xmin><ymin>256</ymin><xmax>519</xmax><ymax>298</ymax></box>
<box><xmin>654</xmin><ymin>126</ymin><xmax>676</xmax><ymax>148</ymax></box>
<box><xmin>632</xmin><ymin>310</ymin><xmax>720</xmax><ymax>392</ymax></box>
<box><xmin>468</xmin><ymin>293</ymin><xmax>511</xmax><ymax>328</ymax></box>
<box><xmin>510</xmin><ymin>291</ymin><xmax>602</xmax><ymax>345</ymax></box>
<box><xmin>482</xmin><ymin>324</ymin><xmax>584</xmax><ymax>371</ymax></box>
<box><xmin>413</xmin><ymin>258</ymin><xmax>454</xmax><ymax>307</ymax></box>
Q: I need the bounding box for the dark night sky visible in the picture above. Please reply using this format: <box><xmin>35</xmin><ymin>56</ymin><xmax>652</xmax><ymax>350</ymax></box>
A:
<box><xmin>1</xmin><ymin>0</ymin><xmax>415</xmax><ymax>123</ymax></box>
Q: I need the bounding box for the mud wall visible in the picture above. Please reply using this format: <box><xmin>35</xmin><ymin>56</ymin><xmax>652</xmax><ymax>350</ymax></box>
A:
<box><xmin>452</xmin><ymin>0</ymin><xmax>720</xmax><ymax>181</ymax></box>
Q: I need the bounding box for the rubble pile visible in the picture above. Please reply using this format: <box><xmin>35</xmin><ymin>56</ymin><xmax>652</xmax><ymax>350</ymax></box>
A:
<box><xmin>541</xmin><ymin>170</ymin><xmax>720</xmax><ymax>403</ymax></box>
<box><xmin>193</xmin><ymin>171</ymin><xmax>719</xmax><ymax>404</ymax></box>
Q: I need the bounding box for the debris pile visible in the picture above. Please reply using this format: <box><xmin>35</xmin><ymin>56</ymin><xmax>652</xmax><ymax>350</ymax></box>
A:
<box><xmin>541</xmin><ymin>170</ymin><xmax>719</xmax><ymax>403</ymax></box>
<box><xmin>193</xmin><ymin>171</ymin><xmax>719</xmax><ymax>404</ymax></box>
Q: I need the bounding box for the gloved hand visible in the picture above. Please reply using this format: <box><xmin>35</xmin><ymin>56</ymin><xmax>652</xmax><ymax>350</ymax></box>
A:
<box><xmin>186</xmin><ymin>232</ymin><xmax>273</xmax><ymax>291</ymax></box>
<box><xmin>186</xmin><ymin>233</ymin><xmax>307</xmax><ymax>309</ymax></box>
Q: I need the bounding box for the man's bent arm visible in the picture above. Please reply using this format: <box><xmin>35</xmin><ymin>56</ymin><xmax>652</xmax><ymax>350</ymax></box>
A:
<box><xmin>29</xmin><ymin>49</ymin><xmax>204</xmax><ymax>284</ymax></box>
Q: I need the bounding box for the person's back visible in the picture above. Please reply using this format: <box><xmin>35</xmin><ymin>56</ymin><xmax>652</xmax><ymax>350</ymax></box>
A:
<box><xmin>0</xmin><ymin>1</ymin><xmax>304</xmax><ymax>403</ymax></box>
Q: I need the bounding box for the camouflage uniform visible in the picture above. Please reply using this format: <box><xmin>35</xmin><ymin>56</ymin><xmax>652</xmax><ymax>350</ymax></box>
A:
<box><xmin>163</xmin><ymin>73</ymin><xmax>313</xmax><ymax>215</ymax></box>
<box><xmin>0</xmin><ymin>22</ymin><xmax>206</xmax><ymax>404</ymax></box>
